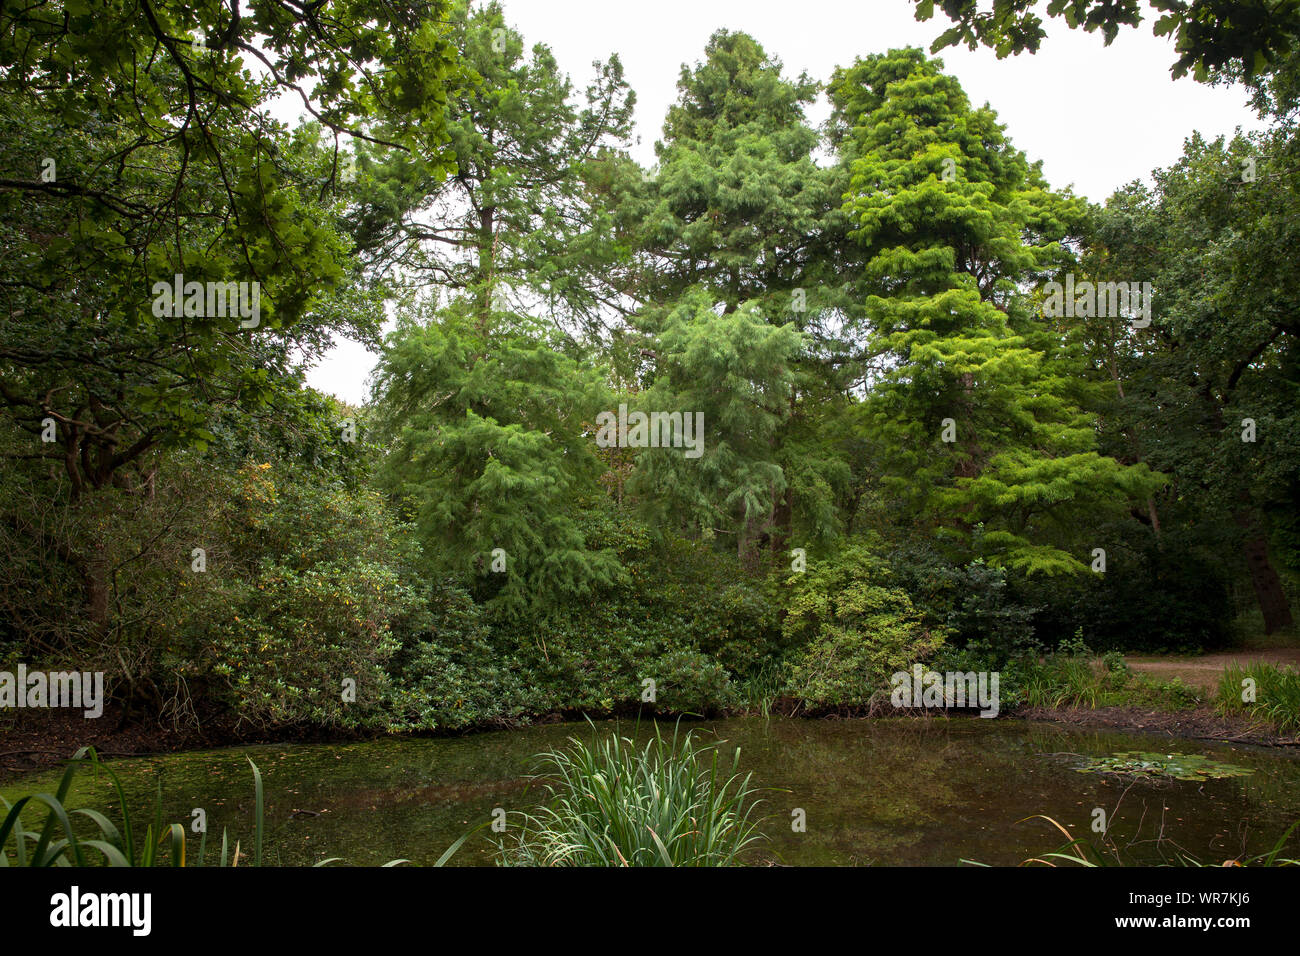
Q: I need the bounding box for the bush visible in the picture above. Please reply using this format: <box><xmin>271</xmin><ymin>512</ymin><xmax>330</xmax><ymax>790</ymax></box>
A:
<box><xmin>386</xmin><ymin>582</ymin><xmax>540</xmax><ymax>731</ymax></box>
<box><xmin>498</xmin><ymin>725</ymin><xmax>766</xmax><ymax>866</ymax></box>
<box><xmin>887</xmin><ymin>542</ymin><xmax>1041</xmax><ymax>665</ymax></box>
<box><xmin>194</xmin><ymin>463</ymin><xmax>429</xmax><ymax>729</ymax></box>
<box><xmin>488</xmin><ymin>528</ymin><xmax>775</xmax><ymax>717</ymax></box>
<box><xmin>645</xmin><ymin>647</ymin><xmax>734</xmax><ymax>715</ymax></box>
<box><xmin>783</xmin><ymin>545</ymin><xmax>944</xmax><ymax>708</ymax></box>
<box><xmin>1020</xmin><ymin>533</ymin><xmax>1233</xmax><ymax>654</ymax></box>
<box><xmin>1216</xmin><ymin>662</ymin><xmax>1300</xmax><ymax>734</ymax></box>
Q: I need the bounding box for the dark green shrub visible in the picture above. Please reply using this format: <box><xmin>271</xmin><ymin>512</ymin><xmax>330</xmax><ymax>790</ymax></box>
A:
<box><xmin>1020</xmin><ymin>533</ymin><xmax>1232</xmax><ymax>653</ymax></box>
<box><xmin>886</xmin><ymin>542</ymin><xmax>1040</xmax><ymax>665</ymax></box>
<box><xmin>385</xmin><ymin>582</ymin><xmax>541</xmax><ymax>731</ymax></box>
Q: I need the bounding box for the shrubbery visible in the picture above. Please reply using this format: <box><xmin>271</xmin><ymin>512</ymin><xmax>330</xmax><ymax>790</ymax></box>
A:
<box><xmin>782</xmin><ymin>546</ymin><xmax>945</xmax><ymax>709</ymax></box>
<box><xmin>0</xmin><ymin>406</ymin><xmax>1258</xmax><ymax>733</ymax></box>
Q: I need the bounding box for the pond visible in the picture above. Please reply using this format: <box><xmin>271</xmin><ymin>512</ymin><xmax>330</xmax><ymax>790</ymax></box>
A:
<box><xmin>6</xmin><ymin>717</ymin><xmax>1300</xmax><ymax>866</ymax></box>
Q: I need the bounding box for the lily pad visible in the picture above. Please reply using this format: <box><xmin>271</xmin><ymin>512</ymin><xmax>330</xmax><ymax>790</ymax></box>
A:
<box><xmin>1075</xmin><ymin>751</ymin><xmax>1255</xmax><ymax>781</ymax></box>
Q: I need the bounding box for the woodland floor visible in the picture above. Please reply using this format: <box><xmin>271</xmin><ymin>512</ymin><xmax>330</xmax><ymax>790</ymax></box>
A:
<box><xmin>1124</xmin><ymin>648</ymin><xmax>1300</xmax><ymax>692</ymax></box>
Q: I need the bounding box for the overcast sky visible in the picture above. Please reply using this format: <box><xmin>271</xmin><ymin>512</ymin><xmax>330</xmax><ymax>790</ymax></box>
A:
<box><xmin>306</xmin><ymin>0</ymin><xmax>1264</xmax><ymax>405</ymax></box>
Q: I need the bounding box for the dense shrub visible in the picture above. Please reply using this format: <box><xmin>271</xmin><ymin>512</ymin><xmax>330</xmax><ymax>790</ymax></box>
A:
<box><xmin>386</xmin><ymin>582</ymin><xmax>540</xmax><ymax>731</ymax></box>
<box><xmin>1020</xmin><ymin>531</ymin><xmax>1233</xmax><ymax>654</ymax></box>
<box><xmin>487</xmin><ymin>526</ymin><xmax>780</xmax><ymax>717</ymax></box>
<box><xmin>886</xmin><ymin>541</ymin><xmax>1041</xmax><ymax>665</ymax></box>
<box><xmin>193</xmin><ymin>462</ymin><xmax>429</xmax><ymax>729</ymax></box>
<box><xmin>783</xmin><ymin>545</ymin><xmax>945</xmax><ymax>708</ymax></box>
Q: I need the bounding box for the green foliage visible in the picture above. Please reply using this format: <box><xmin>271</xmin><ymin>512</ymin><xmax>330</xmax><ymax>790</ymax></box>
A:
<box><xmin>833</xmin><ymin>48</ymin><xmax>1163</xmax><ymax>577</ymax></box>
<box><xmin>497</xmin><ymin>725</ymin><xmax>767</xmax><ymax>866</ymax></box>
<box><xmin>913</xmin><ymin>0</ymin><xmax>1300</xmax><ymax>81</ymax></box>
<box><xmin>194</xmin><ymin>462</ymin><xmax>429</xmax><ymax>729</ymax></box>
<box><xmin>629</xmin><ymin>291</ymin><xmax>804</xmax><ymax>561</ymax></box>
<box><xmin>644</xmin><ymin>29</ymin><xmax>832</xmax><ymax>313</ymax></box>
<box><xmin>1004</xmin><ymin>642</ymin><xmax>1203</xmax><ymax>711</ymax></box>
<box><xmin>3</xmin><ymin>12</ymin><xmax>1295</xmax><ymax>738</ymax></box>
<box><xmin>497</xmin><ymin>585</ymin><xmax>740</xmax><ymax>718</ymax></box>
<box><xmin>630</xmin><ymin>29</ymin><xmax>857</xmax><ymax>569</ymax></box>
<box><xmin>1216</xmin><ymin>663</ymin><xmax>1300</xmax><ymax>734</ymax></box>
<box><xmin>0</xmin><ymin>2</ymin><xmax>462</xmax><ymax>500</ymax></box>
<box><xmin>373</xmin><ymin>302</ymin><xmax>624</xmax><ymax>618</ymax></box>
<box><xmin>783</xmin><ymin>545</ymin><xmax>945</xmax><ymax>708</ymax></box>
<box><xmin>352</xmin><ymin>1</ymin><xmax>636</xmax><ymax>334</ymax></box>
<box><xmin>1092</xmin><ymin>122</ymin><xmax>1300</xmax><ymax>635</ymax></box>
<box><xmin>886</xmin><ymin>543</ymin><xmax>1041</xmax><ymax>665</ymax></box>
<box><xmin>1020</xmin><ymin>533</ymin><xmax>1234</xmax><ymax>654</ymax></box>
<box><xmin>386</xmin><ymin>582</ymin><xmax>539</xmax><ymax>731</ymax></box>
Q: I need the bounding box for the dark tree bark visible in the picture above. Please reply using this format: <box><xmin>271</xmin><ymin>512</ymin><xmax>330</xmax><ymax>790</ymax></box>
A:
<box><xmin>1237</xmin><ymin>510</ymin><xmax>1294</xmax><ymax>634</ymax></box>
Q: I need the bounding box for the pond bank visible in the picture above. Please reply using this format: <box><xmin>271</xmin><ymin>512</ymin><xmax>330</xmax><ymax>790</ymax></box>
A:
<box><xmin>4</xmin><ymin>698</ymin><xmax>1294</xmax><ymax>784</ymax></box>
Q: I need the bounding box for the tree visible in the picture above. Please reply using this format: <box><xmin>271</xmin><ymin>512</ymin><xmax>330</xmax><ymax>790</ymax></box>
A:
<box><xmin>834</xmin><ymin>48</ymin><xmax>1163</xmax><ymax>575</ymax></box>
<box><xmin>0</xmin><ymin>1</ymin><xmax>466</xmax><ymax>633</ymax></box>
<box><xmin>371</xmin><ymin>299</ymin><xmax>624</xmax><ymax>618</ymax></box>
<box><xmin>628</xmin><ymin>290</ymin><xmax>803</xmax><ymax>566</ymax></box>
<box><xmin>0</xmin><ymin>0</ymin><xmax>464</xmax><ymax>494</ymax></box>
<box><xmin>642</xmin><ymin>29</ymin><xmax>835</xmax><ymax>316</ymax></box>
<box><xmin>911</xmin><ymin>0</ymin><xmax>1300</xmax><ymax>80</ymax></box>
<box><xmin>1093</xmin><ymin>125</ymin><xmax>1299</xmax><ymax>632</ymax></box>
<box><xmin>347</xmin><ymin>0</ymin><xmax>637</xmax><ymax>337</ymax></box>
<box><xmin>631</xmin><ymin>31</ymin><xmax>857</xmax><ymax>565</ymax></box>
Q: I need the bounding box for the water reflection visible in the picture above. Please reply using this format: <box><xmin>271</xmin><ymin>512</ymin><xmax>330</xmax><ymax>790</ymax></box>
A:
<box><xmin>5</xmin><ymin>717</ymin><xmax>1298</xmax><ymax>866</ymax></box>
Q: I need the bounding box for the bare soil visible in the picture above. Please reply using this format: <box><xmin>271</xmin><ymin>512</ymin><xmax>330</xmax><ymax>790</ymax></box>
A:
<box><xmin>1125</xmin><ymin>648</ymin><xmax>1300</xmax><ymax>692</ymax></box>
<box><xmin>1014</xmin><ymin>703</ymin><xmax>1299</xmax><ymax>748</ymax></box>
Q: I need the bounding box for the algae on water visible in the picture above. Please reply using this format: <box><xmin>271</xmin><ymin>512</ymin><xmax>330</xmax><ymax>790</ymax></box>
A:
<box><xmin>1076</xmin><ymin>751</ymin><xmax>1255</xmax><ymax>781</ymax></box>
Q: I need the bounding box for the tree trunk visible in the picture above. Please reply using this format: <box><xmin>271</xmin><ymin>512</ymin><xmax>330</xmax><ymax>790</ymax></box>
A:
<box><xmin>1237</xmin><ymin>510</ymin><xmax>1294</xmax><ymax>634</ymax></box>
<box><xmin>738</xmin><ymin>506</ymin><xmax>767</xmax><ymax>571</ymax></box>
<box><xmin>770</xmin><ymin>485</ymin><xmax>793</xmax><ymax>559</ymax></box>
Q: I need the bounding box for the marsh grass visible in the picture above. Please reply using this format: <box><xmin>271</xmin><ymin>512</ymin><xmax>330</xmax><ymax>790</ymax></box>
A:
<box><xmin>964</xmin><ymin>815</ymin><xmax>1300</xmax><ymax>867</ymax></box>
<box><xmin>736</xmin><ymin>662</ymin><xmax>788</xmax><ymax>717</ymax></box>
<box><xmin>0</xmin><ymin>746</ymin><xmax>423</xmax><ymax>867</ymax></box>
<box><xmin>1013</xmin><ymin>649</ymin><xmax>1201</xmax><ymax>711</ymax></box>
<box><xmin>496</xmin><ymin>721</ymin><xmax>768</xmax><ymax>866</ymax></box>
<box><xmin>1215</xmin><ymin>662</ymin><xmax>1300</xmax><ymax>735</ymax></box>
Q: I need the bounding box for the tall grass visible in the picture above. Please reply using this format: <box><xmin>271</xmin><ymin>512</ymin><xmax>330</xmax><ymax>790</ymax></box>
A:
<box><xmin>1215</xmin><ymin>662</ymin><xmax>1300</xmax><ymax>735</ymax></box>
<box><xmin>1</xmin><ymin>746</ymin><xmax>424</xmax><ymax>867</ymax></box>
<box><xmin>1012</xmin><ymin>647</ymin><xmax>1201</xmax><ymax>711</ymax></box>
<box><xmin>497</xmin><ymin>723</ymin><xmax>767</xmax><ymax>866</ymax></box>
<box><xmin>965</xmin><ymin>816</ymin><xmax>1300</xmax><ymax>867</ymax></box>
<box><xmin>737</xmin><ymin>662</ymin><xmax>787</xmax><ymax>717</ymax></box>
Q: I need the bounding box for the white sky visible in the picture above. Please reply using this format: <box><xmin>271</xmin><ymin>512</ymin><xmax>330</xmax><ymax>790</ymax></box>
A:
<box><xmin>306</xmin><ymin>0</ymin><xmax>1264</xmax><ymax>405</ymax></box>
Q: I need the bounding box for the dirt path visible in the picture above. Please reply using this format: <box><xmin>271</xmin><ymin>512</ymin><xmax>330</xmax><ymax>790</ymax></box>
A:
<box><xmin>1126</xmin><ymin>649</ymin><xmax>1300</xmax><ymax>692</ymax></box>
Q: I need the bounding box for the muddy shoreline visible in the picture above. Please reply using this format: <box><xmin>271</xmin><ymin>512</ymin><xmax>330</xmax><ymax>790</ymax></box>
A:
<box><xmin>4</xmin><ymin>700</ymin><xmax>1295</xmax><ymax>784</ymax></box>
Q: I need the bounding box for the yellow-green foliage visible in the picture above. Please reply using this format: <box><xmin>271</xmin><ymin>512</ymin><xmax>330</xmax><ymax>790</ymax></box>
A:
<box><xmin>783</xmin><ymin>546</ymin><xmax>944</xmax><ymax>707</ymax></box>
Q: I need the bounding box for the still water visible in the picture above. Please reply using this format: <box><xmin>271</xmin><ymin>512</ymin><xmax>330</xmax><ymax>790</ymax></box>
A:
<box><xmin>6</xmin><ymin>717</ymin><xmax>1299</xmax><ymax>866</ymax></box>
